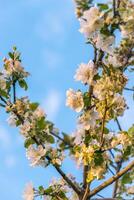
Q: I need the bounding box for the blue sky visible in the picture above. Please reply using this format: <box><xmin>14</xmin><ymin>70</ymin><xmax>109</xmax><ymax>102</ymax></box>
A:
<box><xmin>0</xmin><ymin>0</ymin><xmax>134</xmax><ymax>199</ymax></box>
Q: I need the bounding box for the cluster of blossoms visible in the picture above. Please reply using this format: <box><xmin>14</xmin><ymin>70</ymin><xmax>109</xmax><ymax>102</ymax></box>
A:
<box><xmin>66</xmin><ymin>88</ymin><xmax>84</xmax><ymax>112</ymax></box>
<box><xmin>23</xmin><ymin>176</ymin><xmax>79</xmax><ymax>200</ymax></box>
<box><xmin>0</xmin><ymin>0</ymin><xmax>134</xmax><ymax>200</ymax></box>
<box><xmin>66</xmin><ymin>0</ymin><xmax>134</xmax><ymax>197</ymax></box>
<box><xmin>74</xmin><ymin>60</ymin><xmax>97</xmax><ymax>85</ymax></box>
<box><xmin>26</xmin><ymin>145</ymin><xmax>46</xmax><ymax>167</ymax></box>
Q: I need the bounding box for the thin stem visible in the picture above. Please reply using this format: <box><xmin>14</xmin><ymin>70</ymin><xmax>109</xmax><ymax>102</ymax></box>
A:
<box><xmin>108</xmin><ymin>166</ymin><xmax>115</xmax><ymax>176</ymax></box>
<box><xmin>109</xmin><ymin>149</ymin><xmax>115</xmax><ymax>159</ymax></box>
<box><xmin>117</xmin><ymin>0</ymin><xmax>120</xmax><ymax>9</ymax></box>
<box><xmin>124</xmin><ymin>87</ymin><xmax>134</xmax><ymax>92</ymax></box>
<box><xmin>100</xmin><ymin>102</ymin><xmax>107</xmax><ymax>147</ymax></box>
<box><xmin>13</xmin><ymin>81</ymin><xmax>16</xmax><ymax>103</ymax></box>
<box><xmin>0</xmin><ymin>103</ymin><xmax>6</xmax><ymax>107</ymax></box>
<box><xmin>50</xmin><ymin>131</ymin><xmax>73</xmax><ymax>148</ymax></box>
<box><xmin>113</xmin><ymin>0</ymin><xmax>116</xmax><ymax>16</ymax></box>
<box><xmin>88</xmin><ymin>160</ymin><xmax>134</xmax><ymax>198</ymax></box>
<box><xmin>0</xmin><ymin>96</ymin><xmax>7</xmax><ymax>105</ymax></box>
<box><xmin>96</xmin><ymin>193</ymin><xmax>105</xmax><ymax>198</ymax></box>
<box><xmin>115</xmin><ymin>118</ymin><xmax>122</xmax><ymax>131</ymax></box>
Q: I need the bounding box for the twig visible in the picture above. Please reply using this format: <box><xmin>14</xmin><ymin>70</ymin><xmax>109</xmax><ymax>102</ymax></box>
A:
<box><xmin>88</xmin><ymin>160</ymin><xmax>134</xmax><ymax>198</ymax></box>
<box><xmin>124</xmin><ymin>87</ymin><xmax>134</xmax><ymax>92</ymax></box>
<box><xmin>0</xmin><ymin>103</ymin><xmax>6</xmax><ymax>107</ymax></box>
<box><xmin>108</xmin><ymin>166</ymin><xmax>115</xmax><ymax>176</ymax></box>
<box><xmin>0</xmin><ymin>96</ymin><xmax>7</xmax><ymax>105</ymax></box>
<box><xmin>13</xmin><ymin>81</ymin><xmax>16</xmax><ymax>103</ymax></box>
<box><xmin>115</xmin><ymin>118</ymin><xmax>122</xmax><ymax>131</ymax></box>
<box><xmin>96</xmin><ymin>193</ymin><xmax>105</xmax><ymax>198</ymax></box>
<box><xmin>100</xmin><ymin>102</ymin><xmax>107</xmax><ymax>148</ymax></box>
<box><xmin>50</xmin><ymin>131</ymin><xmax>73</xmax><ymax>148</ymax></box>
<box><xmin>113</xmin><ymin>0</ymin><xmax>116</xmax><ymax>16</ymax></box>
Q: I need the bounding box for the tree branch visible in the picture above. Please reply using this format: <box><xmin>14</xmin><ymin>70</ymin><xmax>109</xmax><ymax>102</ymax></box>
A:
<box><xmin>12</xmin><ymin>109</ymin><xmax>82</xmax><ymax>196</ymax></box>
<box><xmin>88</xmin><ymin>160</ymin><xmax>134</xmax><ymax>198</ymax></box>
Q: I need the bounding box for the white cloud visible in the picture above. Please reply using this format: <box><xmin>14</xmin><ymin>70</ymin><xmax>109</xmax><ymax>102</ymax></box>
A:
<box><xmin>34</xmin><ymin>0</ymin><xmax>74</xmax><ymax>43</ymax></box>
<box><xmin>4</xmin><ymin>155</ymin><xmax>17</xmax><ymax>168</ymax></box>
<box><xmin>0</xmin><ymin>126</ymin><xmax>12</xmax><ymax>150</ymax></box>
<box><xmin>42</xmin><ymin>49</ymin><xmax>63</xmax><ymax>69</ymax></box>
<box><xmin>35</xmin><ymin>13</ymin><xmax>65</xmax><ymax>42</ymax></box>
<box><xmin>42</xmin><ymin>90</ymin><xmax>62</xmax><ymax>120</ymax></box>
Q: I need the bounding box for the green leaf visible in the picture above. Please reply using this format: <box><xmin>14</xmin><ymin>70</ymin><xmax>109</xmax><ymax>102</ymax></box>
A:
<box><xmin>12</xmin><ymin>46</ymin><xmax>17</xmax><ymax>51</ymax></box>
<box><xmin>45</xmin><ymin>187</ymin><xmax>53</xmax><ymax>194</ymax></box>
<box><xmin>123</xmin><ymin>146</ymin><xmax>131</xmax><ymax>158</ymax></box>
<box><xmin>29</xmin><ymin>102</ymin><xmax>39</xmax><ymax>111</ymax></box>
<box><xmin>83</xmin><ymin>92</ymin><xmax>91</xmax><ymax>108</ymax></box>
<box><xmin>62</xmin><ymin>132</ymin><xmax>71</xmax><ymax>144</ymax></box>
<box><xmin>98</xmin><ymin>3</ymin><xmax>109</xmax><ymax>11</ymax></box>
<box><xmin>24</xmin><ymin>138</ymin><xmax>35</xmax><ymax>148</ymax></box>
<box><xmin>0</xmin><ymin>89</ymin><xmax>8</xmax><ymax>98</ymax></box>
<box><xmin>16</xmin><ymin>119</ymin><xmax>21</xmax><ymax>126</ymax></box>
<box><xmin>128</xmin><ymin>125</ymin><xmax>134</xmax><ymax>136</ymax></box>
<box><xmin>100</xmin><ymin>25</ymin><xmax>111</xmax><ymax>36</ymax></box>
<box><xmin>94</xmin><ymin>152</ymin><xmax>104</xmax><ymax>166</ymax></box>
<box><xmin>37</xmin><ymin>117</ymin><xmax>46</xmax><ymax>129</ymax></box>
<box><xmin>122</xmin><ymin>173</ymin><xmax>132</xmax><ymax>184</ymax></box>
<box><xmin>47</xmin><ymin>135</ymin><xmax>55</xmax><ymax>144</ymax></box>
<box><xmin>8</xmin><ymin>52</ymin><xmax>14</xmax><ymax>59</ymax></box>
<box><xmin>58</xmin><ymin>191</ymin><xmax>68</xmax><ymax>199</ymax></box>
<box><xmin>38</xmin><ymin>186</ymin><xmax>44</xmax><ymax>195</ymax></box>
<box><xmin>104</xmin><ymin>127</ymin><xmax>109</xmax><ymax>134</ymax></box>
<box><xmin>18</xmin><ymin>79</ymin><xmax>28</xmax><ymax>90</ymax></box>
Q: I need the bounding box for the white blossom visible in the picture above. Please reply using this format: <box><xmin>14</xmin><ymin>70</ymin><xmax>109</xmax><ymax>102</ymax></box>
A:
<box><xmin>112</xmin><ymin>94</ymin><xmax>126</xmax><ymax>116</ymax></box>
<box><xmin>72</xmin><ymin>129</ymin><xmax>85</xmax><ymax>145</ymax></box>
<box><xmin>23</xmin><ymin>182</ymin><xmax>34</xmax><ymax>200</ymax></box>
<box><xmin>3</xmin><ymin>58</ymin><xmax>29</xmax><ymax>77</ymax></box>
<box><xmin>74</xmin><ymin>60</ymin><xmax>97</xmax><ymax>85</ymax></box>
<box><xmin>90</xmin><ymin>165</ymin><xmax>106</xmax><ymax>180</ymax></box>
<box><xmin>114</xmin><ymin>154</ymin><xmax>122</xmax><ymax>163</ymax></box>
<box><xmin>20</xmin><ymin>121</ymin><xmax>31</xmax><ymax>137</ymax></box>
<box><xmin>7</xmin><ymin>113</ymin><xmax>17</xmax><ymax>126</ymax></box>
<box><xmin>94</xmin><ymin>34</ymin><xmax>115</xmax><ymax>54</ymax></box>
<box><xmin>118</xmin><ymin>133</ymin><xmax>132</xmax><ymax>148</ymax></box>
<box><xmin>0</xmin><ymin>78</ymin><xmax>6</xmax><ymax>90</ymax></box>
<box><xmin>66</xmin><ymin>88</ymin><xmax>84</xmax><ymax>112</ymax></box>
<box><xmin>78</xmin><ymin>109</ymin><xmax>98</xmax><ymax>130</ymax></box>
<box><xmin>79</xmin><ymin>7</ymin><xmax>103</xmax><ymax>37</ymax></box>
<box><xmin>33</xmin><ymin>107</ymin><xmax>46</xmax><ymax>119</ymax></box>
<box><xmin>26</xmin><ymin>145</ymin><xmax>46</xmax><ymax>167</ymax></box>
<box><xmin>127</xmin><ymin>186</ymin><xmax>134</xmax><ymax>194</ymax></box>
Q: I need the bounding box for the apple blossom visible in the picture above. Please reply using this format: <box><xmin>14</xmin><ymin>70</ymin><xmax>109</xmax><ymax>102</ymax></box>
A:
<box><xmin>74</xmin><ymin>60</ymin><xmax>97</xmax><ymax>85</ymax></box>
<box><xmin>26</xmin><ymin>145</ymin><xmax>46</xmax><ymax>167</ymax></box>
<box><xmin>23</xmin><ymin>182</ymin><xmax>34</xmax><ymax>200</ymax></box>
<box><xmin>66</xmin><ymin>88</ymin><xmax>84</xmax><ymax>112</ymax></box>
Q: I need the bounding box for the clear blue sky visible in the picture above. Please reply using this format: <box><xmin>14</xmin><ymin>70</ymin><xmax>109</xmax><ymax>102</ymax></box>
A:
<box><xmin>0</xmin><ymin>0</ymin><xmax>133</xmax><ymax>199</ymax></box>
